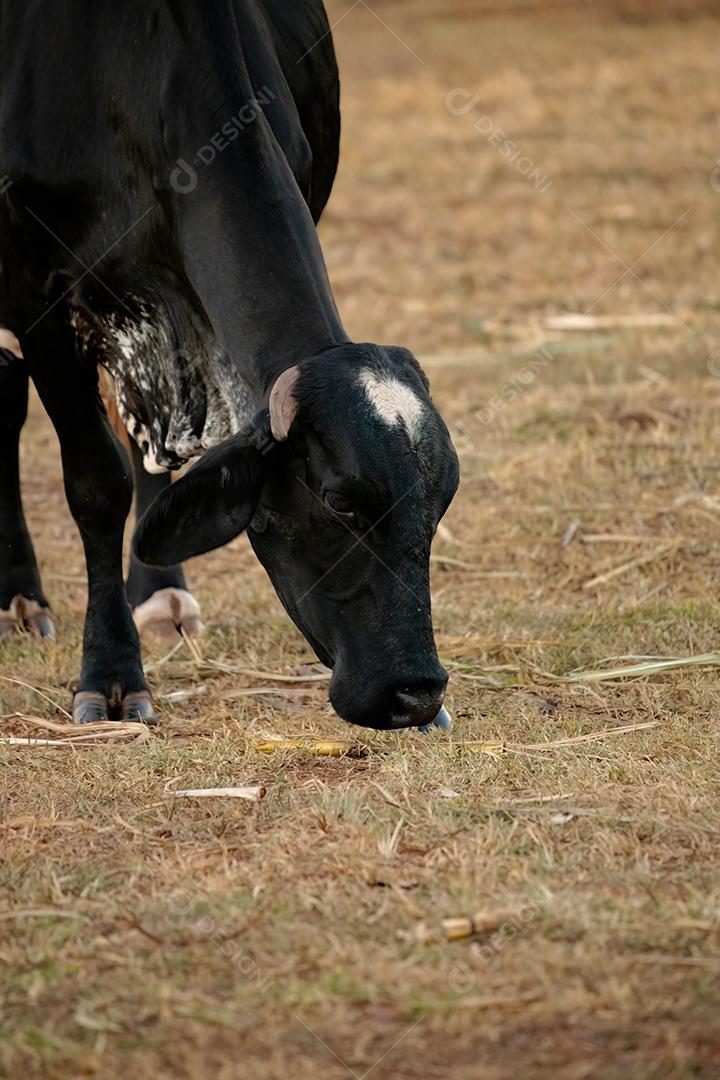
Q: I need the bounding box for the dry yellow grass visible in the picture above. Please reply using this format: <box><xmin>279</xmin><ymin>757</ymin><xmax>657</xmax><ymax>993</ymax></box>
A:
<box><xmin>2</xmin><ymin>4</ymin><xmax>720</xmax><ymax>1078</ymax></box>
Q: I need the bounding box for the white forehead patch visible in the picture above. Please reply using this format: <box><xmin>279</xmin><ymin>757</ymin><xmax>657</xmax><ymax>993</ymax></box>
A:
<box><xmin>359</xmin><ymin>370</ymin><xmax>423</xmax><ymax>443</ymax></box>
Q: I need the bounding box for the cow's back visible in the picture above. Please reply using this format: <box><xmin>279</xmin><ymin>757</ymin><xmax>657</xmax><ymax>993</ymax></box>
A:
<box><xmin>0</xmin><ymin>1</ymin><xmax>339</xmax><ymax>220</ymax></box>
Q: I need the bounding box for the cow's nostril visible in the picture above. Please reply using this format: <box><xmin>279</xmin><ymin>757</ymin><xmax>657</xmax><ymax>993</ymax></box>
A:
<box><xmin>392</xmin><ymin>689</ymin><xmax>445</xmax><ymax>729</ymax></box>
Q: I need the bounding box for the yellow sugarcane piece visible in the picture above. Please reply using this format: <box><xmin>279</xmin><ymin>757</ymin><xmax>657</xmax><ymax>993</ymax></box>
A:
<box><xmin>410</xmin><ymin>908</ymin><xmax>515</xmax><ymax>945</ymax></box>
<box><xmin>442</xmin><ymin>917</ymin><xmax>476</xmax><ymax>942</ymax></box>
<box><xmin>249</xmin><ymin>737</ymin><xmax>362</xmax><ymax>757</ymax></box>
<box><xmin>441</xmin><ymin>910</ymin><xmax>515</xmax><ymax>942</ymax></box>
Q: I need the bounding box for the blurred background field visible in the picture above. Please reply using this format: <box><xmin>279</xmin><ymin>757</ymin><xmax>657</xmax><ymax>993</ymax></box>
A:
<box><xmin>2</xmin><ymin>3</ymin><xmax>720</xmax><ymax>1078</ymax></box>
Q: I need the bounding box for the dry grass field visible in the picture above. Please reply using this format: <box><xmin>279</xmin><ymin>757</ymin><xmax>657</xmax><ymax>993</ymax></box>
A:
<box><xmin>2</xmin><ymin>2</ymin><xmax>720</xmax><ymax>1077</ymax></box>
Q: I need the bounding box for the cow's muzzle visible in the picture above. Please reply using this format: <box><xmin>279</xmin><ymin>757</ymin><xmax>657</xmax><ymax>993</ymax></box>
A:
<box><xmin>329</xmin><ymin>665</ymin><xmax>449</xmax><ymax>731</ymax></box>
<box><xmin>390</xmin><ymin>687</ymin><xmax>447</xmax><ymax>729</ymax></box>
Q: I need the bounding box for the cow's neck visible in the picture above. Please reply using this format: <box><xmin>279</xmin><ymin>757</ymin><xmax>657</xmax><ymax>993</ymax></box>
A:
<box><xmin>177</xmin><ymin>142</ymin><xmax>347</xmax><ymax>398</ymax></box>
<box><xmin>172</xmin><ymin>22</ymin><xmax>348</xmax><ymax>398</ymax></box>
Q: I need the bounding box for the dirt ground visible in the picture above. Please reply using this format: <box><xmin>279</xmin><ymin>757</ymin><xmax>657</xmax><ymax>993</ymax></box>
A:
<box><xmin>2</xmin><ymin>3</ymin><xmax>720</xmax><ymax>1078</ymax></box>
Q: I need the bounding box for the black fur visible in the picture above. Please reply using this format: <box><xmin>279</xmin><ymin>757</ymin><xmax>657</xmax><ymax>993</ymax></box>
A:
<box><xmin>135</xmin><ymin>428</ymin><xmax>266</xmax><ymax>567</ymax></box>
<box><xmin>125</xmin><ymin>441</ymin><xmax>191</xmax><ymax>609</ymax></box>
<box><xmin>0</xmin><ymin>353</ymin><xmax>48</xmax><ymax>610</ymax></box>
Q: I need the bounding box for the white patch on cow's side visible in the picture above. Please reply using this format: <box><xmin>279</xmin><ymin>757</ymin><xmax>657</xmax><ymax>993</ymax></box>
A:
<box><xmin>359</xmin><ymin>370</ymin><xmax>424</xmax><ymax>443</ymax></box>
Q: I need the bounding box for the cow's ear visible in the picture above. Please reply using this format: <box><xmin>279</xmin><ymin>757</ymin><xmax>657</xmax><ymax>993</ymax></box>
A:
<box><xmin>133</xmin><ymin>433</ymin><xmax>264</xmax><ymax>566</ymax></box>
<box><xmin>269</xmin><ymin>366</ymin><xmax>300</xmax><ymax>440</ymax></box>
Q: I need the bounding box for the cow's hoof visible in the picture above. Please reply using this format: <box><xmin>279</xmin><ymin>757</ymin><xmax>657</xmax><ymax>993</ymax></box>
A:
<box><xmin>133</xmin><ymin>587</ymin><xmax>203</xmax><ymax>642</ymax></box>
<box><xmin>0</xmin><ymin>595</ymin><xmax>55</xmax><ymax>640</ymax></box>
<box><xmin>121</xmin><ymin>691</ymin><xmax>159</xmax><ymax>724</ymax></box>
<box><xmin>73</xmin><ymin>691</ymin><xmax>110</xmax><ymax>724</ymax></box>
<box><xmin>73</xmin><ymin>689</ymin><xmax>159</xmax><ymax>726</ymax></box>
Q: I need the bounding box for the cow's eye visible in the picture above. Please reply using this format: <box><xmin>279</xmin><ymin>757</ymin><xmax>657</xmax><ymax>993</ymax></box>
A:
<box><xmin>324</xmin><ymin>490</ymin><xmax>357</xmax><ymax>523</ymax></box>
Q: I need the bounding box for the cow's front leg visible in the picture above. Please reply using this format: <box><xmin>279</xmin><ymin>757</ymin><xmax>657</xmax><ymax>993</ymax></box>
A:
<box><xmin>125</xmin><ymin>441</ymin><xmax>202</xmax><ymax>641</ymax></box>
<box><xmin>21</xmin><ymin>324</ymin><xmax>154</xmax><ymax>725</ymax></box>
<box><xmin>0</xmin><ymin>351</ymin><xmax>55</xmax><ymax>638</ymax></box>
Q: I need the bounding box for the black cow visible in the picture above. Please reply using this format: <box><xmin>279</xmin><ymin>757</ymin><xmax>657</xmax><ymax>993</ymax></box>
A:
<box><xmin>0</xmin><ymin>0</ymin><xmax>459</xmax><ymax>731</ymax></box>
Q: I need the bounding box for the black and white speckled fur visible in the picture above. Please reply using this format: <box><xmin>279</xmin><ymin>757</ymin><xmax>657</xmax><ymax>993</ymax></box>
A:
<box><xmin>69</xmin><ymin>297</ymin><xmax>254</xmax><ymax>473</ymax></box>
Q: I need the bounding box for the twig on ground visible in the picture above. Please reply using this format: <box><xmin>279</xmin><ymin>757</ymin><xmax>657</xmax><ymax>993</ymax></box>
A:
<box><xmin>459</xmin><ymin>721</ymin><xmax>658</xmax><ymax>755</ymax></box>
<box><xmin>567</xmin><ymin>654</ymin><xmax>720</xmax><ymax>683</ymax></box>
<box><xmin>583</xmin><ymin>540</ymin><xmax>683</xmax><ymax>590</ymax></box>
<box><xmin>0</xmin><ymin>908</ymin><xmax>89</xmax><ymax>922</ymax></box>
<box><xmin>0</xmin><ymin>676</ymin><xmax>72</xmax><ymax>719</ymax></box>
<box><xmin>1</xmin><ymin>715</ymin><xmax>152</xmax><ymax>746</ymax></box>
<box><xmin>508</xmin><ymin>721</ymin><xmax>658</xmax><ymax>751</ymax></box>
<box><xmin>180</xmin><ymin>627</ymin><xmax>204</xmax><ymax>665</ymax></box>
<box><xmin>157</xmin><ymin>685</ymin><xmax>319</xmax><ymax>703</ymax></box>
<box><xmin>204</xmin><ymin>661</ymin><xmax>330</xmax><ymax>682</ymax></box>
<box><xmin>143</xmin><ymin>637</ymin><xmax>186</xmax><ymax>674</ymax></box>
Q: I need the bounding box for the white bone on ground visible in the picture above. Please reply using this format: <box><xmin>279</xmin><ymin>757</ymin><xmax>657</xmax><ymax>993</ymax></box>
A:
<box><xmin>133</xmin><ymin>588</ymin><xmax>201</xmax><ymax>634</ymax></box>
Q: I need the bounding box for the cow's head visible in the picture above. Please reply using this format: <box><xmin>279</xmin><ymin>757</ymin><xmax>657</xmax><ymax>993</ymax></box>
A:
<box><xmin>134</xmin><ymin>344</ymin><xmax>459</xmax><ymax>730</ymax></box>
